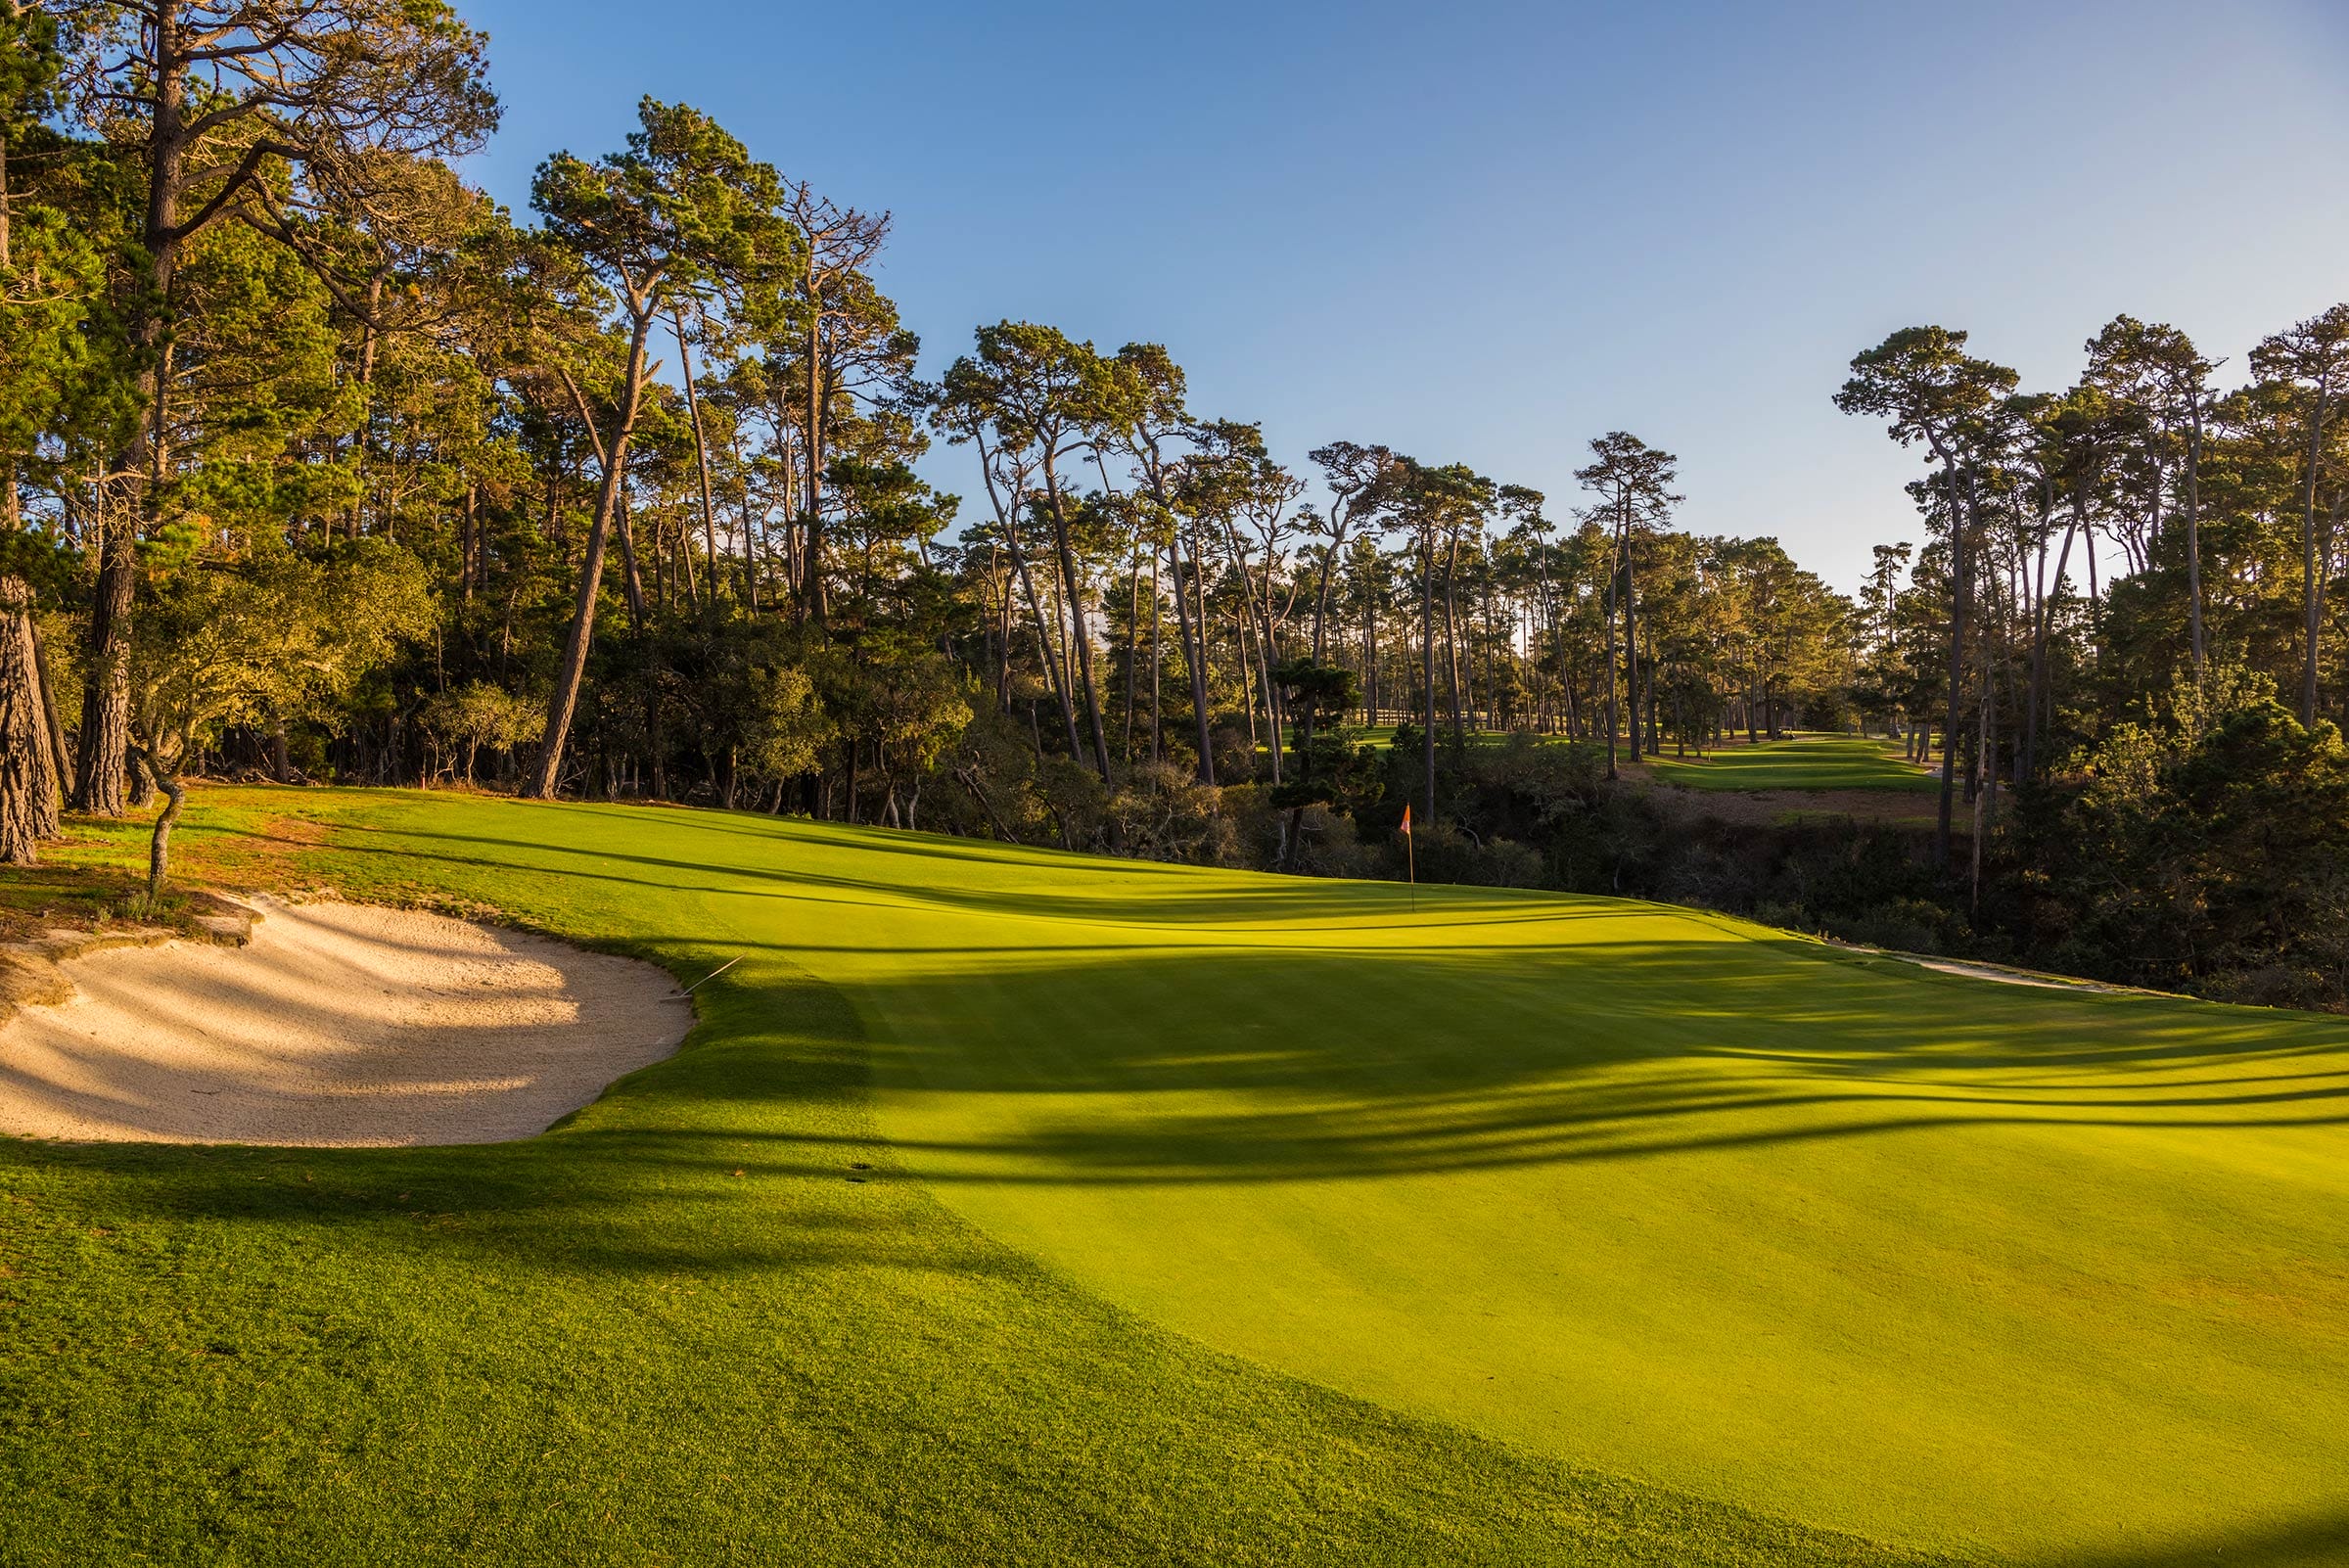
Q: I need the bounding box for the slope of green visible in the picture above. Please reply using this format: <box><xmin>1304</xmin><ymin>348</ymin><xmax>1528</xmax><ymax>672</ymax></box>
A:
<box><xmin>0</xmin><ymin>791</ymin><xmax>1955</xmax><ymax>1567</ymax></box>
<box><xmin>4</xmin><ymin>789</ymin><xmax>2347</xmax><ymax>1566</ymax></box>
<box><xmin>1645</xmin><ymin>734</ymin><xmax>1938</xmax><ymax>792</ymax></box>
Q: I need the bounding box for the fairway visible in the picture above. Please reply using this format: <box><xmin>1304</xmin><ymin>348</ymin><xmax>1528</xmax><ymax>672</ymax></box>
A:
<box><xmin>1644</xmin><ymin>733</ymin><xmax>1938</xmax><ymax>792</ymax></box>
<box><xmin>5</xmin><ymin>791</ymin><xmax>2347</xmax><ymax>1564</ymax></box>
<box><xmin>1352</xmin><ymin>724</ymin><xmax>1518</xmax><ymax>746</ymax></box>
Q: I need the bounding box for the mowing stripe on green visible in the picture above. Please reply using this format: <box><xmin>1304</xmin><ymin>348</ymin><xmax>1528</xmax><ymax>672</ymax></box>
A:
<box><xmin>9</xmin><ymin>788</ymin><xmax>2347</xmax><ymax>1564</ymax></box>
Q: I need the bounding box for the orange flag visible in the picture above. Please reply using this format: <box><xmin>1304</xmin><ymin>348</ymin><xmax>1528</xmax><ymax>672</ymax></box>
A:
<box><xmin>1401</xmin><ymin>802</ymin><xmax>1416</xmax><ymax>912</ymax></box>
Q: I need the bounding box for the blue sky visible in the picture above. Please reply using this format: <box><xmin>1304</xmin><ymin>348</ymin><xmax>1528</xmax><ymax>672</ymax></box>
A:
<box><xmin>456</xmin><ymin>0</ymin><xmax>2349</xmax><ymax>591</ymax></box>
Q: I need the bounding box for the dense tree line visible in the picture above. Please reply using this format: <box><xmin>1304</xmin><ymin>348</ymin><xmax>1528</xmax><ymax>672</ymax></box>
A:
<box><xmin>0</xmin><ymin>4</ymin><xmax>1852</xmax><ymax>855</ymax></box>
<box><xmin>1</xmin><ymin>3</ymin><xmax>2344</xmax><ymax>1008</ymax></box>
<box><xmin>1835</xmin><ymin>310</ymin><xmax>2349</xmax><ymax>1006</ymax></box>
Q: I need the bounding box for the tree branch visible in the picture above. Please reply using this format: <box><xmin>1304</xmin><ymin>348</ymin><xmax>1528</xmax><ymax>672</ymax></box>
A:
<box><xmin>161</xmin><ymin>137</ymin><xmax>299</xmax><ymax>246</ymax></box>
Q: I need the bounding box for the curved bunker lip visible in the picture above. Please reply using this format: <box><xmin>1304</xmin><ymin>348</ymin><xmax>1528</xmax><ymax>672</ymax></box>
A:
<box><xmin>0</xmin><ymin>897</ymin><xmax>692</xmax><ymax>1147</ymax></box>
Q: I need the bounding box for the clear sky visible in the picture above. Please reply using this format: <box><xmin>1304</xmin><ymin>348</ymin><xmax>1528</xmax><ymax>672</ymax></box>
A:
<box><xmin>454</xmin><ymin>0</ymin><xmax>2349</xmax><ymax>591</ymax></box>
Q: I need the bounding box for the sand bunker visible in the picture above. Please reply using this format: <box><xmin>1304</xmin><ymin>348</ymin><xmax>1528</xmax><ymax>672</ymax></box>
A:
<box><xmin>0</xmin><ymin>898</ymin><xmax>691</xmax><ymax>1146</ymax></box>
<box><xmin>1908</xmin><ymin>956</ymin><xmax>2131</xmax><ymax>993</ymax></box>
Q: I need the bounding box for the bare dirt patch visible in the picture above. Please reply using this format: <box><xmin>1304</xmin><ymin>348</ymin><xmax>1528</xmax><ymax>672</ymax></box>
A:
<box><xmin>0</xmin><ymin>897</ymin><xmax>690</xmax><ymax>1146</ymax></box>
<box><xmin>1903</xmin><ymin>956</ymin><xmax>2134</xmax><ymax>993</ymax></box>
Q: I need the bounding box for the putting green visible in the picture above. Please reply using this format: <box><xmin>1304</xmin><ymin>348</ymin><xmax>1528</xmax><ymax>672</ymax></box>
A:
<box><xmin>1645</xmin><ymin>734</ymin><xmax>1938</xmax><ymax>792</ymax></box>
<box><xmin>854</xmin><ymin>842</ymin><xmax>2349</xmax><ymax>1558</ymax></box>
<box><xmin>7</xmin><ymin>789</ymin><xmax>2346</xmax><ymax>1564</ymax></box>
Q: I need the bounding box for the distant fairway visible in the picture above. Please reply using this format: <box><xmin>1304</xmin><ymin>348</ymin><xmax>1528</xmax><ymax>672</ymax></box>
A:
<box><xmin>1644</xmin><ymin>733</ymin><xmax>1939</xmax><ymax>792</ymax></box>
<box><xmin>1341</xmin><ymin>728</ymin><xmax>1942</xmax><ymax>797</ymax></box>
<box><xmin>6</xmin><ymin>790</ymin><xmax>2347</xmax><ymax>1564</ymax></box>
<box><xmin>1350</xmin><ymin>723</ymin><xmax>1518</xmax><ymax>749</ymax></box>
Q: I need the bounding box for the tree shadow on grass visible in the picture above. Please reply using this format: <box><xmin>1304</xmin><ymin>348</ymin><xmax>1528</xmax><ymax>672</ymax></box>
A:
<box><xmin>0</xmin><ymin>949</ymin><xmax>1022</xmax><ymax>1284</ymax></box>
<box><xmin>827</xmin><ymin>936</ymin><xmax>2349</xmax><ymax>1188</ymax></box>
<box><xmin>17</xmin><ymin>791</ymin><xmax>2342</xmax><ymax>1567</ymax></box>
<box><xmin>62</xmin><ymin>808</ymin><xmax>2349</xmax><ymax>1193</ymax></box>
<box><xmin>2035</xmin><ymin>1511</ymin><xmax>2349</xmax><ymax>1568</ymax></box>
<box><xmin>23</xmin><ymin>915</ymin><xmax>2341</xmax><ymax>1292</ymax></box>
<box><xmin>20</xmin><ymin>798</ymin><xmax>2349</xmax><ymax>1269</ymax></box>
<box><xmin>540</xmin><ymin>800</ymin><xmax>1204</xmax><ymax>877</ymax></box>
<box><xmin>264</xmin><ymin>817</ymin><xmax>1631</xmax><ymax>934</ymax></box>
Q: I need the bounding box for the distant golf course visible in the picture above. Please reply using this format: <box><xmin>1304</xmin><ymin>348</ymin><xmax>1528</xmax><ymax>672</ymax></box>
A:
<box><xmin>1346</xmin><ymin>727</ymin><xmax>1941</xmax><ymax>798</ymax></box>
<box><xmin>4</xmin><ymin>789</ymin><xmax>2346</xmax><ymax>1565</ymax></box>
<box><xmin>1643</xmin><ymin>732</ymin><xmax>1940</xmax><ymax>793</ymax></box>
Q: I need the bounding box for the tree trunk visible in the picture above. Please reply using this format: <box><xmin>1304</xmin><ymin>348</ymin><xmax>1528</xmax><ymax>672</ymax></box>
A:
<box><xmin>972</xmin><ymin>426</ymin><xmax>1082</xmax><ymax>765</ymax></box>
<box><xmin>1234</xmin><ymin>597</ymin><xmax>1256</xmax><ymax>755</ymax></box>
<box><xmin>27</xmin><ymin>605</ymin><xmax>68</xmax><ymax>789</ymax></box>
<box><xmin>1621</xmin><ymin>513</ymin><xmax>1642</xmax><ymax>761</ymax></box>
<box><xmin>77</xmin><ymin>18</ymin><xmax>194</xmax><ymax>817</ymax></box>
<box><xmin>349</xmin><ymin>271</ymin><xmax>386</xmax><ymax>539</ymax></box>
<box><xmin>801</xmin><ymin>314</ymin><xmax>829</xmax><ymax>623</ymax></box>
<box><xmin>1936</xmin><ymin>466</ymin><xmax>1971</xmax><ymax>870</ymax></box>
<box><xmin>1132</xmin><ymin>455</ymin><xmax>1218</xmax><ymax>787</ymax></box>
<box><xmin>735</xmin><ymin>438</ymin><xmax>761</xmax><ymax>613</ymax></box>
<box><xmin>145</xmin><ymin>767</ymin><xmax>183</xmax><ymax>902</ymax></box>
<box><xmin>1420</xmin><ymin>520</ymin><xmax>1438</xmax><ymax>823</ymax></box>
<box><xmin>1311</xmin><ymin>514</ymin><xmax>1352</xmax><ymax>664</ymax></box>
<box><xmin>1970</xmin><ymin>638</ymin><xmax>1996</xmax><ymax>921</ymax></box>
<box><xmin>672</xmin><ymin>306</ymin><xmax>724</xmax><ymax>604</ymax></box>
<box><xmin>1223</xmin><ymin>526</ymin><xmax>1282</xmax><ymax>784</ymax></box>
<box><xmin>528</xmin><ymin>308</ymin><xmax>655</xmax><ymax>797</ymax></box>
<box><xmin>2186</xmin><ymin>397</ymin><xmax>2205</xmax><ymax>683</ymax></box>
<box><xmin>2025</xmin><ymin>506</ymin><xmax>2079</xmax><ymax>787</ymax></box>
<box><xmin>1124</xmin><ymin>555</ymin><xmax>1139</xmax><ymax>761</ymax></box>
<box><xmin>1017</xmin><ymin>519</ymin><xmax>1081</xmax><ymax>763</ymax></box>
<box><xmin>1039</xmin><ymin>464</ymin><xmax>1114</xmax><ymax>784</ymax></box>
<box><xmin>1443</xmin><ymin>531</ymin><xmax>1465</xmax><ymax>747</ymax></box>
<box><xmin>1256</xmin><ymin>549</ymin><xmax>1285</xmax><ymax>776</ymax></box>
<box><xmin>1149</xmin><ymin>545</ymin><xmax>1163</xmax><ymax>765</ymax></box>
<box><xmin>129</xmin><ymin>747</ymin><xmax>184</xmax><ymax>913</ymax></box>
<box><xmin>673</xmin><ymin>505</ymin><xmax>703</xmax><ymax>613</ymax></box>
<box><xmin>1602</xmin><ymin>563</ymin><xmax>1622</xmax><ymax>781</ymax></box>
<box><xmin>0</xmin><ymin>576</ymin><xmax>59</xmax><ymax>860</ymax></box>
<box><xmin>0</xmin><ymin>118</ymin><xmax>13</xmax><ymax>536</ymax></box>
<box><xmin>2322</xmin><ymin>489</ymin><xmax>2347</xmax><ymax>726</ymax></box>
<box><xmin>1171</xmin><ymin>530</ymin><xmax>1214</xmax><ymax>784</ymax></box>
<box><xmin>2301</xmin><ymin>383</ymin><xmax>2333</xmax><ymax>726</ymax></box>
<box><xmin>614</xmin><ymin>482</ymin><xmax>649</xmax><ymax>627</ymax></box>
<box><xmin>72</xmin><ymin>520</ymin><xmax>135</xmax><ymax>815</ymax></box>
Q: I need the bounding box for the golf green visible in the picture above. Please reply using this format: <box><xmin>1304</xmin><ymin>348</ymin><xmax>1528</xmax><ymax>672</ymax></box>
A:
<box><xmin>5</xmin><ymin>789</ymin><xmax>2345</xmax><ymax>1564</ymax></box>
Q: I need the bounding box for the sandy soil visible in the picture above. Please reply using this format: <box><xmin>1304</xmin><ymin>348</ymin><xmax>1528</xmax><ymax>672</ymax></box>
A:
<box><xmin>0</xmin><ymin>898</ymin><xmax>691</xmax><ymax>1146</ymax></box>
<box><xmin>1906</xmin><ymin>956</ymin><xmax>2131</xmax><ymax>993</ymax></box>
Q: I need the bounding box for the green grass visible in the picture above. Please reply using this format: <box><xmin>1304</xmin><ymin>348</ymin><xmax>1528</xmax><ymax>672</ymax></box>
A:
<box><xmin>1644</xmin><ymin>733</ymin><xmax>1939</xmax><ymax>793</ymax></box>
<box><xmin>5</xmin><ymin>790</ymin><xmax>2348</xmax><ymax>1565</ymax></box>
<box><xmin>1349</xmin><ymin>723</ymin><xmax>1521</xmax><ymax>750</ymax></box>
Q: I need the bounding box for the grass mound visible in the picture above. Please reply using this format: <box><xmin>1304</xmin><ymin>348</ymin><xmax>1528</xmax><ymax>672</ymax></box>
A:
<box><xmin>5</xmin><ymin>789</ymin><xmax>2345</xmax><ymax>1565</ymax></box>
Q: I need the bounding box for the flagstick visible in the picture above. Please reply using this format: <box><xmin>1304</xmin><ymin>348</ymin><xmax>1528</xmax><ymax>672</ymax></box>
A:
<box><xmin>1407</xmin><ymin>825</ymin><xmax>1416</xmax><ymax>915</ymax></box>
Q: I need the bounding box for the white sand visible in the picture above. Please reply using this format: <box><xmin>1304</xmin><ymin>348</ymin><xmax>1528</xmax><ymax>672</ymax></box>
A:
<box><xmin>1909</xmin><ymin>956</ymin><xmax>2129</xmax><ymax>993</ymax></box>
<box><xmin>0</xmin><ymin>898</ymin><xmax>691</xmax><ymax>1146</ymax></box>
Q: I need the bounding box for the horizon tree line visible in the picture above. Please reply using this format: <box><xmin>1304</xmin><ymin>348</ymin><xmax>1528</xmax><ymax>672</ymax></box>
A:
<box><xmin>2</xmin><ymin>2</ymin><xmax>2347</xmax><ymax>1015</ymax></box>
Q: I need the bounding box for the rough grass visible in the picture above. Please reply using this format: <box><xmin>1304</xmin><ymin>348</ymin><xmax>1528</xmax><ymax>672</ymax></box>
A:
<box><xmin>0</xmin><ymin>799</ymin><xmax>322</xmax><ymax>942</ymax></box>
<box><xmin>4</xmin><ymin>788</ymin><xmax>2346</xmax><ymax>1565</ymax></box>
